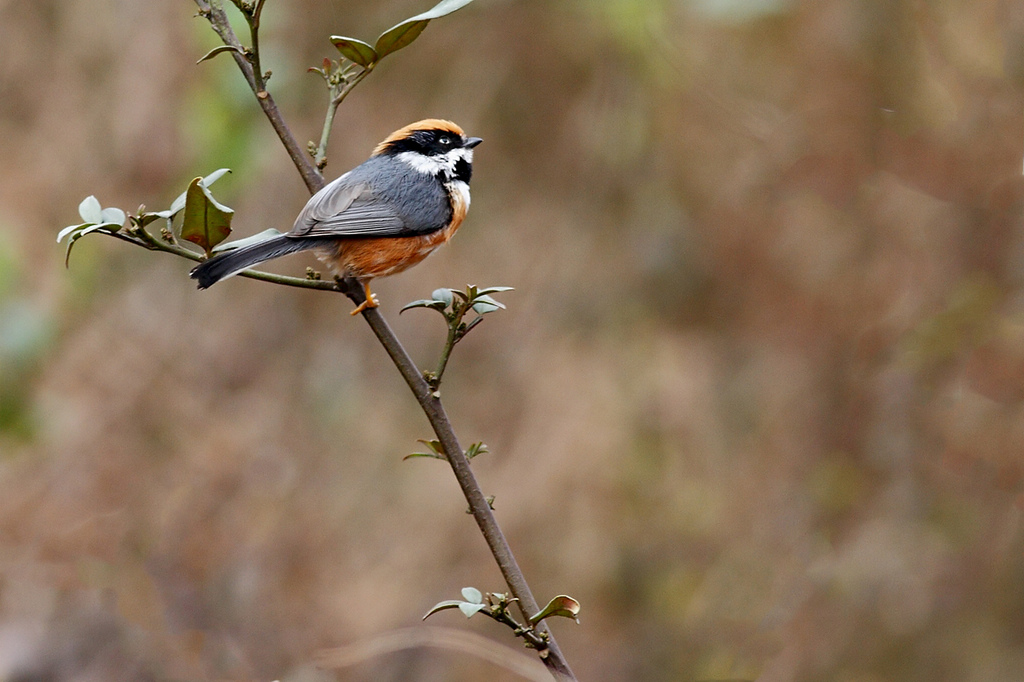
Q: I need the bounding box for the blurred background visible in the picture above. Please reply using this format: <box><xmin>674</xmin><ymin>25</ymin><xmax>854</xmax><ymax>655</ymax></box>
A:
<box><xmin>1</xmin><ymin>0</ymin><xmax>1023</xmax><ymax>680</ymax></box>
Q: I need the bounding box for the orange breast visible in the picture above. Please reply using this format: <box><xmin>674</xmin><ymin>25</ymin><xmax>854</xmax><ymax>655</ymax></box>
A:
<box><xmin>318</xmin><ymin>185</ymin><xmax>468</xmax><ymax>280</ymax></box>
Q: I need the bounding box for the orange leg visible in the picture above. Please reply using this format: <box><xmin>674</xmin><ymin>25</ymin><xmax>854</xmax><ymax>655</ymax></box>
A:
<box><xmin>349</xmin><ymin>280</ymin><xmax>380</xmax><ymax>315</ymax></box>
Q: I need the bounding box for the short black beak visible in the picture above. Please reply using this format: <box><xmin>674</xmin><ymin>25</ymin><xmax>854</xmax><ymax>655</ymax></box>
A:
<box><xmin>464</xmin><ymin>137</ymin><xmax>483</xmax><ymax>149</ymax></box>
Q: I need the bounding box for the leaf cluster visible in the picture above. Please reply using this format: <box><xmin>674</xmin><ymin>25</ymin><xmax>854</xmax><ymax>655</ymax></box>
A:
<box><xmin>331</xmin><ymin>0</ymin><xmax>475</xmax><ymax>68</ymax></box>
<box><xmin>56</xmin><ymin>197</ymin><xmax>126</xmax><ymax>266</ymax></box>
<box><xmin>402</xmin><ymin>285</ymin><xmax>513</xmax><ymax>340</ymax></box>
<box><xmin>402</xmin><ymin>285</ymin><xmax>514</xmax><ymax>391</ymax></box>
<box><xmin>406</xmin><ymin>439</ymin><xmax>488</xmax><ymax>461</ymax></box>
<box><xmin>424</xmin><ymin>587</ymin><xmax>580</xmax><ymax>650</ymax></box>
<box><xmin>58</xmin><ymin>169</ymin><xmax>237</xmax><ymax>265</ymax></box>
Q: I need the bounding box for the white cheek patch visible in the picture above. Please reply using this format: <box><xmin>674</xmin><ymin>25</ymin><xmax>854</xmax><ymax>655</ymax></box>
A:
<box><xmin>397</xmin><ymin>151</ymin><xmax>445</xmax><ymax>175</ymax></box>
<box><xmin>397</xmin><ymin>147</ymin><xmax>474</xmax><ymax>178</ymax></box>
<box><xmin>448</xmin><ymin>147</ymin><xmax>474</xmax><ymax>166</ymax></box>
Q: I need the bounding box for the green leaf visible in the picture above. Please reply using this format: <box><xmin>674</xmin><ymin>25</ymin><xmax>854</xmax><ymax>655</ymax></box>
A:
<box><xmin>132</xmin><ymin>213</ymin><xmax>163</xmax><ymax>230</ymax></box>
<box><xmin>465</xmin><ymin>442</ymin><xmax>488</xmax><ymax>459</ymax></box>
<box><xmin>181</xmin><ymin>177</ymin><xmax>234</xmax><ymax>254</ymax></box>
<box><xmin>403</xmin><ymin>451</ymin><xmax>446</xmax><ymax>460</ymax></box>
<box><xmin>422</xmin><ymin>600</ymin><xmax>465</xmax><ymax>620</ymax></box>
<box><xmin>60</xmin><ymin>197</ymin><xmax>125</xmax><ymax>266</ymax></box>
<box><xmin>100</xmin><ymin>207</ymin><xmax>125</xmax><ymax>227</ymax></box>
<box><xmin>374</xmin><ymin>20</ymin><xmax>429</xmax><ymax>59</ymax></box>
<box><xmin>330</xmin><ymin>36</ymin><xmax>378</xmax><ymax>67</ymax></box>
<box><xmin>63</xmin><ymin>223</ymin><xmax>118</xmax><ymax>267</ymax></box>
<box><xmin>431</xmin><ymin>288</ymin><xmax>454</xmax><ymax>306</ymax></box>
<box><xmin>78</xmin><ymin>195</ymin><xmax>103</xmax><ymax>224</ymax></box>
<box><xmin>461</xmin><ymin>587</ymin><xmax>483</xmax><ymax>603</ymax></box>
<box><xmin>77</xmin><ymin>223</ymin><xmax>116</xmax><ymax>238</ymax></box>
<box><xmin>374</xmin><ymin>0</ymin><xmax>475</xmax><ymax>59</ymax></box>
<box><xmin>529</xmin><ymin>595</ymin><xmax>581</xmax><ymax>624</ymax></box>
<box><xmin>158</xmin><ymin>169</ymin><xmax>232</xmax><ymax>220</ymax></box>
<box><xmin>400</xmin><ymin>298</ymin><xmax>448</xmax><ymax>313</ymax></box>
<box><xmin>63</xmin><ymin>233</ymin><xmax>82</xmax><ymax>267</ymax></box>
<box><xmin>471</xmin><ymin>294</ymin><xmax>504</xmax><ymax>314</ymax></box>
<box><xmin>196</xmin><ymin>44</ymin><xmax>246</xmax><ymax>64</ymax></box>
<box><xmin>475</xmin><ymin>286</ymin><xmax>514</xmax><ymax>296</ymax></box>
<box><xmin>200</xmin><ymin>168</ymin><xmax>232</xmax><ymax>187</ymax></box>
<box><xmin>57</xmin><ymin>222</ymin><xmax>89</xmax><ymax>244</ymax></box>
<box><xmin>458</xmin><ymin>601</ymin><xmax>487</xmax><ymax>617</ymax></box>
<box><xmin>211</xmin><ymin>228</ymin><xmax>283</xmax><ymax>253</ymax></box>
<box><xmin>418</xmin><ymin>439</ymin><xmax>444</xmax><ymax>455</ymax></box>
<box><xmin>159</xmin><ymin>197</ymin><xmax>185</xmax><ymax>221</ymax></box>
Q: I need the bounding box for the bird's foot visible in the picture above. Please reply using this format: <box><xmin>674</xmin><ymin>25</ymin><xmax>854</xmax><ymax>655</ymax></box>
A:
<box><xmin>350</xmin><ymin>293</ymin><xmax>380</xmax><ymax>316</ymax></box>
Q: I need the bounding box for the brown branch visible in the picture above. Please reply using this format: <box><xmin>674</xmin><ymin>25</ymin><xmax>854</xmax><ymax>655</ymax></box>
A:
<box><xmin>336</xmin><ymin>281</ymin><xmax>577</xmax><ymax>681</ymax></box>
<box><xmin>193</xmin><ymin>0</ymin><xmax>324</xmax><ymax>194</ymax></box>
<box><xmin>187</xmin><ymin>3</ymin><xmax>576</xmax><ymax>679</ymax></box>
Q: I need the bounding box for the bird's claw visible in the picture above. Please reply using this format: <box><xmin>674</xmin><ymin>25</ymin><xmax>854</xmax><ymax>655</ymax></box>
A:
<box><xmin>350</xmin><ymin>293</ymin><xmax>380</xmax><ymax>316</ymax></box>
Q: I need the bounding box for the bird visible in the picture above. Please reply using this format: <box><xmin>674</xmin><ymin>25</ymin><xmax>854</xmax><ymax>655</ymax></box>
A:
<box><xmin>190</xmin><ymin>119</ymin><xmax>482</xmax><ymax>315</ymax></box>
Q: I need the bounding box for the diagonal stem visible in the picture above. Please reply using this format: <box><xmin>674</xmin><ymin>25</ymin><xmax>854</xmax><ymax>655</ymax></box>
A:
<box><xmin>187</xmin><ymin>3</ymin><xmax>577</xmax><ymax>679</ymax></box>
<box><xmin>194</xmin><ymin>0</ymin><xmax>325</xmax><ymax>194</ymax></box>
<box><xmin>337</xmin><ymin>280</ymin><xmax>576</xmax><ymax>681</ymax></box>
<box><xmin>314</xmin><ymin>66</ymin><xmax>373</xmax><ymax>170</ymax></box>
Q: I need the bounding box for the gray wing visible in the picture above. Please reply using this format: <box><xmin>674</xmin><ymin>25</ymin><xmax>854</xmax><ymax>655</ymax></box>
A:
<box><xmin>288</xmin><ymin>157</ymin><xmax>453</xmax><ymax>239</ymax></box>
<box><xmin>288</xmin><ymin>173</ymin><xmax>409</xmax><ymax>239</ymax></box>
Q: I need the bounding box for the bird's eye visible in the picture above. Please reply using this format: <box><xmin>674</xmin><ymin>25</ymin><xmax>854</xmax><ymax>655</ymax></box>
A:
<box><xmin>439</xmin><ymin>136</ymin><xmax>451</xmax><ymax>146</ymax></box>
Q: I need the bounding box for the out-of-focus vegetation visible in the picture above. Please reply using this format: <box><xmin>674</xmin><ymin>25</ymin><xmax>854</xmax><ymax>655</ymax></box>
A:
<box><xmin>2</xmin><ymin>0</ymin><xmax>1023</xmax><ymax>680</ymax></box>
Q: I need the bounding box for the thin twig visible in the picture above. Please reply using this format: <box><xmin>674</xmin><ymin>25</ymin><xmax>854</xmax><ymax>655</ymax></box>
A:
<box><xmin>118</xmin><ymin>227</ymin><xmax>339</xmax><ymax>291</ymax></box>
<box><xmin>432</xmin><ymin>319</ymin><xmax>460</xmax><ymax>388</ymax></box>
<box><xmin>314</xmin><ymin>66</ymin><xmax>373</xmax><ymax>170</ymax></box>
<box><xmin>194</xmin><ymin>0</ymin><xmax>325</xmax><ymax>194</ymax></box>
<box><xmin>337</xmin><ymin>280</ymin><xmax>576</xmax><ymax>681</ymax></box>
<box><xmin>314</xmin><ymin>99</ymin><xmax>340</xmax><ymax>171</ymax></box>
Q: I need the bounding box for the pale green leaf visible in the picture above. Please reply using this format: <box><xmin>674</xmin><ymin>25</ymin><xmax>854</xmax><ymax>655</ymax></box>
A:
<box><xmin>78</xmin><ymin>196</ymin><xmax>103</xmax><ymax>224</ymax></box>
<box><xmin>159</xmin><ymin>168</ymin><xmax>232</xmax><ymax>220</ymax></box>
<box><xmin>432</xmin><ymin>288</ymin><xmax>454</xmax><ymax>305</ymax></box>
<box><xmin>422</xmin><ymin>600</ymin><xmax>465</xmax><ymax>620</ymax></box>
<box><xmin>99</xmin><ymin>207</ymin><xmax>125</xmax><ymax>227</ymax></box>
<box><xmin>197</xmin><ymin>44</ymin><xmax>245</xmax><ymax>64</ymax></box>
<box><xmin>475</xmin><ymin>286</ymin><xmax>514</xmax><ymax>296</ymax></box>
<box><xmin>461</xmin><ymin>586</ymin><xmax>483</xmax><ymax>603</ymax></box>
<box><xmin>529</xmin><ymin>595</ymin><xmax>581</xmax><ymax>624</ymax></box>
<box><xmin>374</xmin><ymin>0</ymin><xmax>475</xmax><ymax>59</ymax></box>
<box><xmin>181</xmin><ymin>177</ymin><xmax>234</xmax><ymax>254</ymax></box>
<box><xmin>57</xmin><ymin>223</ymin><xmax>89</xmax><ymax>243</ymax></box>
<box><xmin>330</xmin><ymin>36</ymin><xmax>378</xmax><ymax>67</ymax></box>
<box><xmin>400</xmin><ymin>299</ymin><xmax>448</xmax><ymax>313</ymax></box>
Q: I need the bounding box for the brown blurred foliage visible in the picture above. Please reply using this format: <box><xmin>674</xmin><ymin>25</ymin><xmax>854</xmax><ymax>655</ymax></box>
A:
<box><xmin>1</xmin><ymin>0</ymin><xmax>1024</xmax><ymax>680</ymax></box>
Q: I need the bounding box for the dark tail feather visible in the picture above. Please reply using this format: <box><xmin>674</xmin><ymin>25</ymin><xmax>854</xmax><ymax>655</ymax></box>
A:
<box><xmin>190</xmin><ymin>235</ymin><xmax>332</xmax><ymax>289</ymax></box>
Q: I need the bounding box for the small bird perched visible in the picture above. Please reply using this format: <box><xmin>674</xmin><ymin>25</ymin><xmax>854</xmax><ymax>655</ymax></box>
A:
<box><xmin>190</xmin><ymin>119</ymin><xmax>482</xmax><ymax>314</ymax></box>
